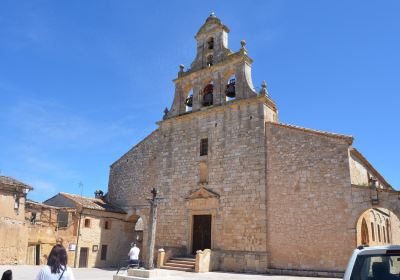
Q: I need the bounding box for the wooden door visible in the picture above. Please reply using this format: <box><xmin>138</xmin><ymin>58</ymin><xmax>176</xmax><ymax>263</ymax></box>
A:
<box><xmin>26</xmin><ymin>245</ymin><xmax>36</xmax><ymax>265</ymax></box>
<box><xmin>79</xmin><ymin>247</ymin><xmax>89</xmax><ymax>268</ymax></box>
<box><xmin>35</xmin><ymin>244</ymin><xmax>41</xmax><ymax>265</ymax></box>
<box><xmin>192</xmin><ymin>215</ymin><xmax>211</xmax><ymax>255</ymax></box>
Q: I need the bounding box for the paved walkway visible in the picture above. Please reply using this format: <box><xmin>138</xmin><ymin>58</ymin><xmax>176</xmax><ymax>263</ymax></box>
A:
<box><xmin>0</xmin><ymin>265</ymin><xmax>339</xmax><ymax>280</ymax></box>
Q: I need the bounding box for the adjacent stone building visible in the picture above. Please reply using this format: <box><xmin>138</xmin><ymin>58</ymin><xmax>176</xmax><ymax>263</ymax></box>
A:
<box><xmin>107</xmin><ymin>14</ymin><xmax>400</xmax><ymax>276</ymax></box>
<box><xmin>43</xmin><ymin>192</ymin><xmax>137</xmax><ymax>268</ymax></box>
<box><xmin>0</xmin><ymin>176</ymin><xmax>32</xmax><ymax>264</ymax></box>
<box><xmin>25</xmin><ymin>200</ymin><xmax>77</xmax><ymax>265</ymax></box>
<box><xmin>0</xmin><ymin>177</ymin><xmax>137</xmax><ymax>268</ymax></box>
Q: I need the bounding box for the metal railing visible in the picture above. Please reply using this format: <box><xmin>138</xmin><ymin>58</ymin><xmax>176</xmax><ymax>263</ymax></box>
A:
<box><xmin>115</xmin><ymin>259</ymin><xmax>140</xmax><ymax>275</ymax></box>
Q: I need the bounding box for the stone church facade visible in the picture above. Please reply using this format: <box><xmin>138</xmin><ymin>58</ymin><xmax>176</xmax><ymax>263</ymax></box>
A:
<box><xmin>107</xmin><ymin>15</ymin><xmax>400</xmax><ymax>276</ymax></box>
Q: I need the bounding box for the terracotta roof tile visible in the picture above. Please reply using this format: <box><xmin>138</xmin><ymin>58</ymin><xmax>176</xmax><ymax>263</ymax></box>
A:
<box><xmin>60</xmin><ymin>192</ymin><xmax>125</xmax><ymax>213</ymax></box>
<box><xmin>0</xmin><ymin>175</ymin><xmax>33</xmax><ymax>190</ymax></box>
<box><xmin>266</xmin><ymin>122</ymin><xmax>354</xmax><ymax>144</ymax></box>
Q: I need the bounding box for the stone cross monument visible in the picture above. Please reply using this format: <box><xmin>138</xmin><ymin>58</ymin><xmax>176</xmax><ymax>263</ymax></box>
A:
<box><xmin>147</xmin><ymin>188</ymin><xmax>162</xmax><ymax>269</ymax></box>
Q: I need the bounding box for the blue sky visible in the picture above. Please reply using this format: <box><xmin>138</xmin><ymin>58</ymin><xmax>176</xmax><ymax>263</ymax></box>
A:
<box><xmin>0</xmin><ymin>1</ymin><xmax>399</xmax><ymax>202</ymax></box>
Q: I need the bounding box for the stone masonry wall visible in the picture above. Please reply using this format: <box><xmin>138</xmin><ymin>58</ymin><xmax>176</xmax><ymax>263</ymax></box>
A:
<box><xmin>0</xmin><ymin>193</ymin><xmax>28</xmax><ymax>264</ymax></box>
<box><xmin>75</xmin><ymin>209</ymin><xmax>134</xmax><ymax>268</ymax></box>
<box><xmin>25</xmin><ymin>206</ymin><xmax>78</xmax><ymax>265</ymax></box>
<box><xmin>109</xmin><ymin>99</ymin><xmax>269</xmax><ymax>272</ymax></box>
<box><xmin>350</xmin><ymin>186</ymin><xmax>400</xmax><ymax>246</ymax></box>
<box><xmin>265</xmin><ymin>122</ymin><xmax>354</xmax><ymax>273</ymax></box>
<box><xmin>349</xmin><ymin>153</ymin><xmax>370</xmax><ymax>186</ymax></box>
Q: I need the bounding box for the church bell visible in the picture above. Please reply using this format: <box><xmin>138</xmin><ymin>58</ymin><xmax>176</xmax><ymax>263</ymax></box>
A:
<box><xmin>225</xmin><ymin>79</ymin><xmax>236</xmax><ymax>98</ymax></box>
<box><xmin>185</xmin><ymin>95</ymin><xmax>193</xmax><ymax>107</ymax></box>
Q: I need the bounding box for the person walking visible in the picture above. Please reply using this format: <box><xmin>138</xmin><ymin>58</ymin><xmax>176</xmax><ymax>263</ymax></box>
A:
<box><xmin>128</xmin><ymin>243</ymin><xmax>140</xmax><ymax>267</ymax></box>
<box><xmin>35</xmin><ymin>244</ymin><xmax>75</xmax><ymax>280</ymax></box>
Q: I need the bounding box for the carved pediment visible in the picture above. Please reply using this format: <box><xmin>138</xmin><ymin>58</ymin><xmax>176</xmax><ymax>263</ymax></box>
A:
<box><xmin>187</xmin><ymin>186</ymin><xmax>220</xmax><ymax>200</ymax></box>
<box><xmin>186</xmin><ymin>186</ymin><xmax>220</xmax><ymax>210</ymax></box>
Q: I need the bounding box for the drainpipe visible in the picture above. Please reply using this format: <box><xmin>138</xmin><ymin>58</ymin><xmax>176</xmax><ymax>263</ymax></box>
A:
<box><xmin>74</xmin><ymin>209</ymin><xmax>83</xmax><ymax>268</ymax></box>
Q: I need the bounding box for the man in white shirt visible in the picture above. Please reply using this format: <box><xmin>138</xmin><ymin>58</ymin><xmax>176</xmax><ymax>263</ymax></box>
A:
<box><xmin>128</xmin><ymin>243</ymin><xmax>140</xmax><ymax>267</ymax></box>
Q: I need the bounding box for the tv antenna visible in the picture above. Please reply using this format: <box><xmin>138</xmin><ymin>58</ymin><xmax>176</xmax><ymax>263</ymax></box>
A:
<box><xmin>78</xmin><ymin>181</ymin><xmax>84</xmax><ymax>197</ymax></box>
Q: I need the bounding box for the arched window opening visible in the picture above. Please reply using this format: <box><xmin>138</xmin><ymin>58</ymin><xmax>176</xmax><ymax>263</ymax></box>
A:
<box><xmin>203</xmin><ymin>84</ymin><xmax>213</xmax><ymax>107</ymax></box>
<box><xmin>207</xmin><ymin>37</ymin><xmax>214</xmax><ymax>50</ymax></box>
<box><xmin>185</xmin><ymin>89</ymin><xmax>193</xmax><ymax>112</ymax></box>
<box><xmin>378</xmin><ymin>225</ymin><xmax>381</xmax><ymax>242</ymax></box>
<box><xmin>386</xmin><ymin>220</ymin><xmax>391</xmax><ymax>243</ymax></box>
<box><xmin>361</xmin><ymin>218</ymin><xmax>369</xmax><ymax>245</ymax></box>
<box><xmin>383</xmin><ymin>226</ymin><xmax>386</xmax><ymax>243</ymax></box>
<box><xmin>358</xmin><ymin>208</ymin><xmax>400</xmax><ymax>247</ymax></box>
<box><xmin>206</xmin><ymin>55</ymin><xmax>213</xmax><ymax>67</ymax></box>
<box><xmin>371</xmin><ymin>222</ymin><xmax>375</xmax><ymax>242</ymax></box>
<box><xmin>225</xmin><ymin>76</ymin><xmax>236</xmax><ymax>101</ymax></box>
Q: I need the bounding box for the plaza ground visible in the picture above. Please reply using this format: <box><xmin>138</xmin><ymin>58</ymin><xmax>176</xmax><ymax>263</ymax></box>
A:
<box><xmin>0</xmin><ymin>265</ymin><xmax>339</xmax><ymax>280</ymax></box>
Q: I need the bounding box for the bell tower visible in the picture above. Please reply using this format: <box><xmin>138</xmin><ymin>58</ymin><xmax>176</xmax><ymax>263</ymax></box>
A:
<box><xmin>164</xmin><ymin>13</ymin><xmax>277</xmax><ymax>122</ymax></box>
<box><xmin>190</xmin><ymin>12</ymin><xmax>230</xmax><ymax>71</ymax></box>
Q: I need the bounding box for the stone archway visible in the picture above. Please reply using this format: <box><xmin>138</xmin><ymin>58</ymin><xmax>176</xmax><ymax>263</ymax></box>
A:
<box><xmin>126</xmin><ymin>212</ymin><xmax>148</xmax><ymax>265</ymax></box>
<box><xmin>356</xmin><ymin>207</ymin><xmax>400</xmax><ymax>246</ymax></box>
<box><xmin>361</xmin><ymin>218</ymin><xmax>369</xmax><ymax>245</ymax></box>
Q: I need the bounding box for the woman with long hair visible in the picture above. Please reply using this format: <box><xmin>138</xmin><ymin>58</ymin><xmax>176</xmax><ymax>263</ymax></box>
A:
<box><xmin>35</xmin><ymin>244</ymin><xmax>75</xmax><ymax>280</ymax></box>
<box><xmin>1</xmin><ymin>270</ymin><xmax>12</xmax><ymax>280</ymax></box>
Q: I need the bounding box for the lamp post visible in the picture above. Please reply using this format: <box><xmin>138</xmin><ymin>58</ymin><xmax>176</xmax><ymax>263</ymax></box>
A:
<box><xmin>370</xmin><ymin>177</ymin><xmax>379</xmax><ymax>205</ymax></box>
<box><xmin>147</xmin><ymin>188</ymin><xmax>163</xmax><ymax>269</ymax></box>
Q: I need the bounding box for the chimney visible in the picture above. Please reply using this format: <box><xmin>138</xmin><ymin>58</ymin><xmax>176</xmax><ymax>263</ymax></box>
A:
<box><xmin>94</xmin><ymin>190</ymin><xmax>104</xmax><ymax>199</ymax></box>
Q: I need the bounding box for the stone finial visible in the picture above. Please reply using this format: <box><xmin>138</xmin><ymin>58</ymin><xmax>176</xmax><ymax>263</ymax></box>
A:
<box><xmin>179</xmin><ymin>64</ymin><xmax>184</xmax><ymax>72</ymax></box>
<box><xmin>210</xmin><ymin>12</ymin><xmax>216</xmax><ymax>18</ymax></box>
<box><xmin>262</xmin><ymin>80</ymin><xmax>267</xmax><ymax>88</ymax></box>
<box><xmin>163</xmin><ymin>107</ymin><xmax>169</xmax><ymax>120</ymax></box>
<box><xmin>240</xmin><ymin>40</ymin><xmax>246</xmax><ymax>49</ymax></box>
<box><xmin>259</xmin><ymin>80</ymin><xmax>269</xmax><ymax>97</ymax></box>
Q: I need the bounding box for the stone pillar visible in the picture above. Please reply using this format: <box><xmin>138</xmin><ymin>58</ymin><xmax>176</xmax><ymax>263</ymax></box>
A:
<box><xmin>195</xmin><ymin>249</ymin><xmax>212</xmax><ymax>273</ymax></box>
<box><xmin>192</xmin><ymin>81</ymin><xmax>202</xmax><ymax>111</ymax></box>
<box><xmin>214</xmin><ymin>72</ymin><xmax>223</xmax><ymax>106</ymax></box>
<box><xmin>169</xmin><ymin>83</ymin><xmax>184</xmax><ymax>117</ymax></box>
<box><xmin>146</xmin><ymin>188</ymin><xmax>164</xmax><ymax>270</ymax></box>
<box><xmin>147</xmin><ymin>199</ymin><xmax>158</xmax><ymax>269</ymax></box>
<box><xmin>156</xmin><ymin>248</ymin><xmax>165</xmax><ymax>268</ymax></box>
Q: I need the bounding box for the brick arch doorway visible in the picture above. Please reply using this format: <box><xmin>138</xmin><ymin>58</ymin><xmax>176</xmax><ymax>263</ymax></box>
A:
<box><xmin>356</xmin><ymin>208</ymin><xmax>400</xmax><ymax>246</ymax></box>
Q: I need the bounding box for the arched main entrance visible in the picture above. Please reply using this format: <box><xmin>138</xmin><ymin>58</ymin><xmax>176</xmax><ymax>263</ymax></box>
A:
<box><xmin>356</xmin><ymin>208</ymin><xmax>400</xmax><ymax>246</ymax></box>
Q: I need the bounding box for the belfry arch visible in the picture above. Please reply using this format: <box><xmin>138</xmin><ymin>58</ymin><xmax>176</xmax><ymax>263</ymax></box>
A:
<box><xmin>225</xmin><ymin>74</ymin><xmax>236</xmax><ymax>101</ymax></box>
<box><xmin>202</xmin><ymin>83</ymin><xmax>214</xmax><ymax>107</ymax></box>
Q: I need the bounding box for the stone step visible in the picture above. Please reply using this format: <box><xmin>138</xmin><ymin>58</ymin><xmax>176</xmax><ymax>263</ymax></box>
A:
<box><xmin>114</xmin><ymin>275</ymin><xmax>147</xmax><ymax>280</ymax></box>
<box><xmin>164</xmin><ymin>261</ymin><xmax>195</xmax><ymax>269</ymax></box>
<box><xmin>169</xmin><ymin>257</ymin><xmax>196</xmax><ymax>262</ymax></box>
<box><xmin>166</xmin><ymin>259</ymin><xmax>195</xmax><ymax>265</ymax></box>
<box><xmin>160</xmin><ymin>265</ymin><xmax>194</xmax><ymax>272</ymax></box>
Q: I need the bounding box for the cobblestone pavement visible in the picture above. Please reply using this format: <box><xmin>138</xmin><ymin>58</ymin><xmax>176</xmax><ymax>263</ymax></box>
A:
<box><xmin>0</xmin><ymin>265</ymin><xmax>339</xmax><ymax>280</ymax></box>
